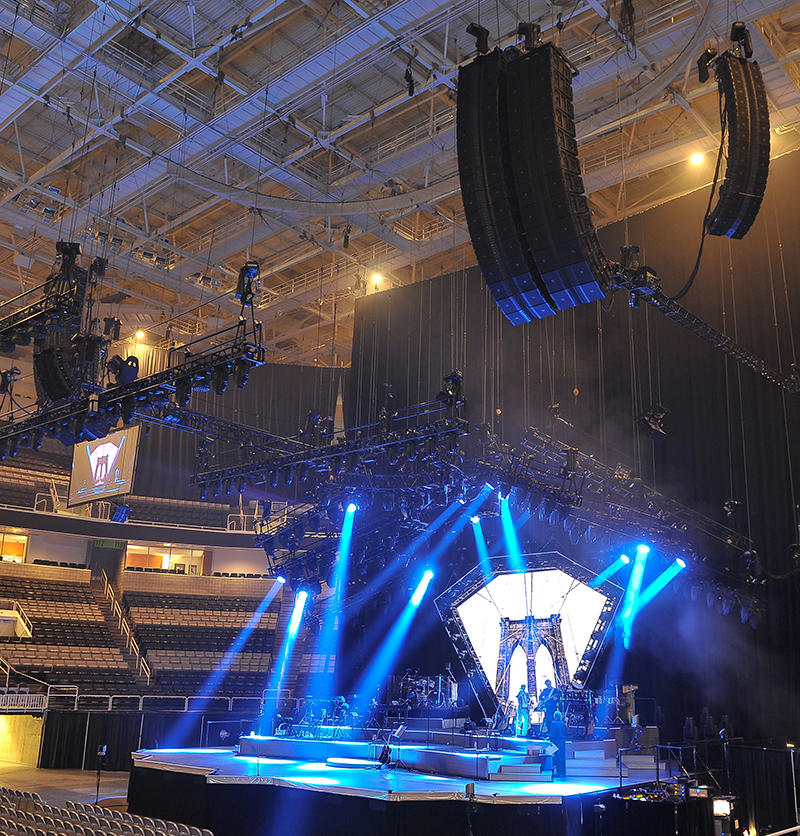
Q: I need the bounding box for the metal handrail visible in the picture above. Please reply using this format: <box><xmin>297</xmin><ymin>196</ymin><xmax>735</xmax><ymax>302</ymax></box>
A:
<box><xmin>101</xmin><ymin>570</ymin><xmax>150</xmax><ymax>684</ymax></box>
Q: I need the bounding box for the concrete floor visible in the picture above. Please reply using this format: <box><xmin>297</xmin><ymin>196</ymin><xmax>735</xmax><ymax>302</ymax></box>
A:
<box><xmin>0</xmin><ymin>761</ymin><xmax>129</xmax><ymax>809</ymax></box>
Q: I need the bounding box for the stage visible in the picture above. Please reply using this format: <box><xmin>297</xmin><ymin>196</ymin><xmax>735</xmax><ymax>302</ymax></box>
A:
<box><xmin>126</xmin><ymin>733</ymin><xmax>715</xmax><ymax>836</ymax></box>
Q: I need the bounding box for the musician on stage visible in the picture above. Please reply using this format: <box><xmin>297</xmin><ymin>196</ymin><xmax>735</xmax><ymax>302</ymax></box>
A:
<box><xmin>515</xmin><ymin>684</ymin><xmax>531</xmax><ymax>737</ymax></box>
<box><xmin>537</xmin><ymin>679</ymin><xmax>558</xmax><ymax>734</ymax></box>
<box><xmin>549</xmin><ymin>710</ymin><xmax>568</xmax><ymax>780</ymax></box>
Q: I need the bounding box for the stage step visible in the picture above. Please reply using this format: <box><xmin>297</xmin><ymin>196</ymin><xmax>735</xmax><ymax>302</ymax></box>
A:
<box><xmin>573</xmin><ymin>749</ymin><xmax>606</xmax><ymax>759</ymax></box>
<box><xmin>497</xmin><ymin>763</ymin><xmax>543</xmax><ymax>774</ymax></box>
<box><xmin>489</xmin><ymin>770</ymin><xmax>551</xmax><ymax>782</ymax></box>
<box><xmin>567</xmin><ymin>759</ymin><xmax>627</xmax><ymax>778</ymax></box>
<box><xmin>620</xmin><ymin>755</ymin><xmax>657</xmax><ymax>767</ymax></box>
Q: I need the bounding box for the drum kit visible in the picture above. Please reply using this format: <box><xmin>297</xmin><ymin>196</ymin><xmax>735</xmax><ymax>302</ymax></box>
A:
<box><xmin>300</xmin><ymin>695</ymin><xmax>358</xmax><ymax>729</ymax></box>
<box><xmin>399</xmin><ymin>667</ymin><xmax>458</xmax><ymax>708</ymax></box>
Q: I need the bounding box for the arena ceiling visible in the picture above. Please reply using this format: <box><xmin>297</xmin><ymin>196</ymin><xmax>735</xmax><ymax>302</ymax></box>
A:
<box><xmin>0</xmin><ymin>0</ymin><xmax>799</xmax><ymax>395</ymax></box>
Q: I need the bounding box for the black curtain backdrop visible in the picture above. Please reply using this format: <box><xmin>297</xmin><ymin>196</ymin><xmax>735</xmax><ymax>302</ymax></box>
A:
<box><xmin>133</xmin><ymin>362</ymin><xmax>346</xmax><ymax>501</ymax></box>
<box><xmin>728</xmin><ymin>744</ymin><xmax>797</xmax><ymax>834</ymax></box>
<box><xmin>345</xmin><ymin>151</ymin><xmax>800</xmax><ymax>743</ymax></box>
<box><xmin>39</xmin><ymin>711</ymin><xmax>252</xmax><ymax>770</ymax></box>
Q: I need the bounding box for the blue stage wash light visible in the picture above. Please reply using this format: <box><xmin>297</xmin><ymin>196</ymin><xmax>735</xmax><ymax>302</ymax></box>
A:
<box><xmin>589</xmin><ymin>554</ymin><xmax>629</xmax><ymax>588</ymax></box>
<box><xmin>276</xmin><ymin>576</ymin><xmax>287</xmax><ymax>584</ymax></box>
<box><xmin>309</xmin><ymin>502</ymin><xmax>357</xmax><ymax>704</ymax></box>
<box><xmin>164</xmin><ymin>584</ymin><xmax>282</xmax><ymax>745</ymax></box>
<box><xmin>620</xmin><ymin>547</ymin><xmax>649</xmax><ymax>649</ymax></box>
<box><xmin>500</xmin><ymin>495</ymin><xmax>525</xmax><ymax>572</ymax></box>
<box><xmin>288</xmin><ymin>590</ymin><xmax>309</xmax><ymax>637</ymax></box>
<box><xmin>471</xmin><ymin>517</ymin><xmax>491</xmax><ymax>575</ymax></box>
<box><xmin>632</xmin><ymin>559</ymin><xmax>687</xmax><ymax>615</ymax></box>
<box><xmin>411</xmin><ymin>570</ymin><xmax>434</xmax><ymax>607</ymax></box>
<box><xmin>470</xmin><ymin>515</ymin><xmax>480</xmax><ymax>524</ymax></box>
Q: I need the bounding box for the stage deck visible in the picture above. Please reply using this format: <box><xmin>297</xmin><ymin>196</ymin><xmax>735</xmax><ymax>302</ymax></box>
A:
<box><xmin>127</xmin><ymin>738</ymin><xmax>704</xmax><ymax>836</ymax></box>
<box><xmin>131</xmin><ymin>738</ymin><xmax>648</xmax><ymax>803</ymax></box>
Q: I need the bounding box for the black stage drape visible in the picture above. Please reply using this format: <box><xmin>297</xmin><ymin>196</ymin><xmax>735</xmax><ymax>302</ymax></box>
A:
<box><xmin>133</xmin><ymin>362</ymin><xmax>346</xmax><ymax>501</ymax></box>
<box><xmin>39</xmin><ymin>711</ymin><xmax>251</xmax><ymax>770</ymax></box>
<box><xmin>345</xmin><ymin>151</ymin><xmax>800</xmax><ymax>743</ymax></box>
<box><xmin>728</xmin><ymin>744</ymin><xmax>797</xmax><ymax>834</ymax></box>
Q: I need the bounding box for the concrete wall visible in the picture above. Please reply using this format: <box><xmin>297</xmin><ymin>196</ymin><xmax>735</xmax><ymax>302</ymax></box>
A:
<box><xmin>0</xmin><ymin>714</ymin><xmax>43</xmax><ymax>766</ymax></box>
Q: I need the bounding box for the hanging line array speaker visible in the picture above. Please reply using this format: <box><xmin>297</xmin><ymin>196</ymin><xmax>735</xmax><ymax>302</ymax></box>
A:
<box><xmin>456</xmin><ymin>49</ymin><xmax>557</xmax><ymax>324</ymax></box>
<box><xmin>457</xmin><ymin>43</ymin><xmax>611</xmax><ymax>324</ymax></box>
<box><xmin>705</xmin><ymin>52</ymin><xmax>770</xmax><ymax>239</ymax></box>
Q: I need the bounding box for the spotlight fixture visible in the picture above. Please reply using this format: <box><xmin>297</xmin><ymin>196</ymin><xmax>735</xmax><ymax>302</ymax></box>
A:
<box><xmin>690</xmin><ymin>153</ymin><xmax>704</xmax><ymax>165</ymax></box>
<box><xmin>0</xmin><ymin>367</ymin><xmax>20</xmax><ymax>394</ymax></box>
<box><xmin>175</xmin><ymin>377</ymin><xmax>192</xmax><ymax>407</ymax></box>
<box><xmin>636</xmin><ymin>403</ymin><xmax>669</xmax><ymax>441</ymax></box>
<box><xmin>211</xmin><ymin>363</ymin><xmax>230</xmax><ymax>395</ymax></box>
<box><xmin>232</xmin><ymin>357</ymin><xmax>249</xmax><ymax>388</ymax></box>
<box><xmin>236</xmin><ymin>260</ymin><xmax>259</xmax><ymax>305</ymax></box>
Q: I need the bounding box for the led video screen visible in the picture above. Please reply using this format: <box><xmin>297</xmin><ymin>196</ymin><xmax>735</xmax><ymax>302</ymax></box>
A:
<box><xmin>456</xmin><ymin>569</ymin><xmax>608</xmax><ymax>705</ymax></box>
<box><xmin>68</xmin><ymin>424</ymin><xmax>141</xmax><ymax>507</ymax></box>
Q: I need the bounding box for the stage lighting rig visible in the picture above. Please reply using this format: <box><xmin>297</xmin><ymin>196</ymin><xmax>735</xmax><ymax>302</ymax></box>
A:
<box><xmin>0</xmin><ymin>243</ymin><xmax>102</xmax><ymax>353</ymax></box>
<box><xmin>613</xmin><ymin>264</ymin><xmax>800</xmax><ymax>396</ymax></box>
<box><xmin>0</xmin><ymin>316</ymin><xmax>264</xmax><ymax>448</ymax></box>
<box><xmin>191</xmin><ymin>408</ymin><xmax>469</xmax><ymax>492</ymax></box>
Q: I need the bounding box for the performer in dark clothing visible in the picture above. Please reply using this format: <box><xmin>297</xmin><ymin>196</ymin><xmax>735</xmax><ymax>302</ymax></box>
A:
<box><xmin>549</xmin><ymin>710</ymin><xmax>568</xmax><ymax>780</ymax></box>
<box><xmin>537</xmin><ymin>679</ymin><xmax>558</xmax><ymax>734</ymax></box>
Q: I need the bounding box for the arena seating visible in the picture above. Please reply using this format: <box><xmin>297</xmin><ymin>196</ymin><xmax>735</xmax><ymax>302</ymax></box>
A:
<box><xmin>0</xmin><ymin>787</ymin><xmax>214</xmax><ymax>836</ymax></box>
<box><xmin>0</xmin><ymin>566</ymin><xmax>139</xmax><ymax>694</ymax></box>
<box><xmin>122</xmin><ymin>583</ymin><xmax>282</xmax><ymax>696</ymax></box>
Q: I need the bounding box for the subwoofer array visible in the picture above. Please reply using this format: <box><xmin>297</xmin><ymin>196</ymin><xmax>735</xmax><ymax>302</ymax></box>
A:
<box><xmin>458</xmin><ymin>43</ymin><xmax>611</xmax><ymax>324</ymax></box>
<box><xmin>706</xmin><ymin>52</ymin><xmax>770</xmax><ymax>239</ymax></box>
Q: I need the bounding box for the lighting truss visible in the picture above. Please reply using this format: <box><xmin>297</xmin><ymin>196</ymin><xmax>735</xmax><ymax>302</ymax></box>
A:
<box><xmin>257</xmin><ymin>508</ymin><xmax>410</xmax><ymax>587</ymax></box>
<box><xmin>615</xmin><ymin>265</ymin><xmax>800</xmax><ymax>395</ymax></box>
<box><xmin>0</xmin><ymin>249</ymin><xmax>107</xmax><ymax>352</ymax></box>
<box><xmin>435</xmin><ymin>551</ymin><xmax>623</xmax><ymax>718</ymax></box>
<box><xmin>191</xmin><ymin>413</ymin><xmax>469</xmax><ymax>489</ymax></box>
<box><xmin>134</xmin><ymin>402</ymin><xmax>309</xmax><ymax>457</ymax></box>
<box><xmin>0</xmin><ymin>318</ymin><xmax>264</xmax><ymax>448</ymax></box>
<box><xmin>516</xmin><ymin>426</ymin><xmax>754</xmax><ymax>555</ymax></box>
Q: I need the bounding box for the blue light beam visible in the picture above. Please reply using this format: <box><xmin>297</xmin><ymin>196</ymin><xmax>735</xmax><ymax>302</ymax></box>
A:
<box><xmin>589</xmin><ymin>553</ymin><xmax>631</xmax><ymax>588</ymax></box>
<box><xmin>631</xmin><ymin>558</ymin><xmax>686</xmax><ymax>615</ymax></box>
<box><xmin>619</xmin><ymin>545</ymin><xmax>650</xmax><ymax>649</ymax></box>
<box><xmin>164</xmin><ymin>581</ymin><xmax>282</xmax><ymax>746</ymax></box>
<box><xmin>288</xmin><ymin>589</ymin><xmax>309</xmax><ymax>638</ymax></box>
<box><xmin>500</xmin><ymin>496</ymin><xmax>526</xmax><ymax>572</ymax></box>
<box><xmin>355</xmin><ymin>569</ymin><xmax>436</xmax><ymax>707</ymax></box>
<box><xmin>311</xmin><ymin>504</ymin><xmax>356</xmax><ymax>702</ymax></box>
<box><xmin>410</xmin><ymin>569</ymin><xmax>434</xmax><ymax>607</ymax></box>
<box><xmin>471</xmin><ymin>517</ymin><xmax>491</xmax><ymax>575</ymax></box>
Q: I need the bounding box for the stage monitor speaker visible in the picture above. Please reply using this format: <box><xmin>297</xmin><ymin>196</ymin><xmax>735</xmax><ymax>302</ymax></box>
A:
<box><xmin>505</xmin><ymin>43</ymin><xmax>611</xmax><ymax>310</ymax></box>
<box><xmin>457</xmin><ymin>50</ymin><xmax>557</xmax><ymax>324</ymax></box>
<box><xmin>705</xmin><ymin>52</ymin><xmax>770</xmax><ymax>239</ymax></box>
